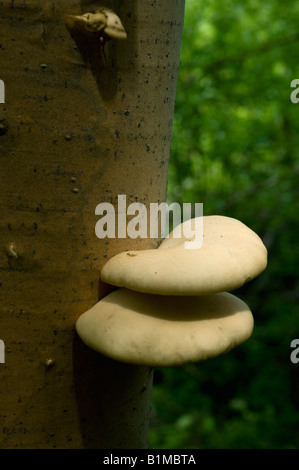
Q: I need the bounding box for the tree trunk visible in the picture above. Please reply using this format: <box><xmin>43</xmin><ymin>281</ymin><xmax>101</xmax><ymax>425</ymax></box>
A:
<box><xmin>0</xmin><ymin>0</ymin><xmax>185</xmax><ymax>448</ymax></box>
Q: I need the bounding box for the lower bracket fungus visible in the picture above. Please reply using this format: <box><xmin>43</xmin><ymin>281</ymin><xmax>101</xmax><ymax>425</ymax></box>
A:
<box><xmin>76</xmin><ymin>288</ymin><xmax>253</xmax><ymax>367</ymax></box>
<box><xmin>76</xmin><ymin>215</ymin><xmax>267</xmax><ymax>367</ymax></box>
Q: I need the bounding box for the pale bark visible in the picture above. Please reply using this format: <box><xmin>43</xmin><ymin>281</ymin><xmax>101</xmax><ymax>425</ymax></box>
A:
<box><xmin>0</xmin><ymin>0</ymin><xmax>185</xmax><ymax>448</ymax></box>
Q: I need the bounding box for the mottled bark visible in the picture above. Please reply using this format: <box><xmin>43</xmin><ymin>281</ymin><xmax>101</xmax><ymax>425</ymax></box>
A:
<box><xmin>0</xmin><ymin>0</ymin><xmax>185</xmax><ymax>448</ymax></box>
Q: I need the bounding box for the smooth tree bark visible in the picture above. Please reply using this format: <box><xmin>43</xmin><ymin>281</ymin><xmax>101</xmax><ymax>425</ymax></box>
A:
<box><xmin>0</xmin><ymin>0</ymin><xmax>185</xmax><ymax>448</ymax></box>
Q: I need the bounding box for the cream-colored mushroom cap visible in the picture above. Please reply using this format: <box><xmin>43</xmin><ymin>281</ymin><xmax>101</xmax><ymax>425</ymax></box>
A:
<box><xmin>101</xmin><ymin>215</ymin><xmax>267</xmax><ymax>295</ymax></box>
<box><xmin>103</xmin><ymin>9</ymin><xmax>127</xmax><ymax>39</ymax></box>
<box><xmin>65</xmin><ymin>9</ymin><xmax>127</xmax><ymax>40</ymax></box>
<box><xmin>76</xmin><ymin>288</ymin><xmax>254</xmax><ymax>367</ymax></box>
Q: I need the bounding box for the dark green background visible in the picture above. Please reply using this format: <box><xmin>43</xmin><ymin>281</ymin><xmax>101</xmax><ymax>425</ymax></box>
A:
<box><xmin>149</xmin><ymin>0</ymin><xmax>299</xmax><ymax>449</ymax></box>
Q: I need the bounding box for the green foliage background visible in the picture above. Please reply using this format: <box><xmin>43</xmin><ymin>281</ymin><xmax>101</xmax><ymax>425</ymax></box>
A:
<box><xmin>149</xmin><ymin>0</ymin><xmax>299</xmax><ymax>449</ymax></box>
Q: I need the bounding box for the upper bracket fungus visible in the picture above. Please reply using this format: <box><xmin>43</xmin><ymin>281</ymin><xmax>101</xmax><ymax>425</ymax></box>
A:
<box><xmin>100</xmin><ymin>215</ymin><xmax>268</xmax><ymax>296</ymax></box>
<box><xmin>65</xmin><ymin>8</ymin><xmax>127</xmax><ymax>43</ymax></box>
<box><xmin>75</xmin><ymin>215</ymin><xmax>267</xmax><ymax>367</ymax></box>
<box><xmin>65</xmin><ymin>8</ymin><xmax>127</xmax><ymax>70</ymax></box>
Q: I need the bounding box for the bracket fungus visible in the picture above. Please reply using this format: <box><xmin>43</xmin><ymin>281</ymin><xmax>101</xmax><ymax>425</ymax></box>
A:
<box><xmin>65</xmin><ymin>9</ymin><xmax>127</xmax><ymax>42</ymax></box>
<box><xmin>100</xmin><ymin>216</ymin><xmax>268</xmax><ymax>295</ymax></box>
<box><xmin>76</xmin><ymin>289</ymin><xmax>254</xmax><ymax>367</ymax></box>
<box><xmin>76</xmin><ymin>215</ymin><xmax>267</xmax><ymax>367</ymax></box>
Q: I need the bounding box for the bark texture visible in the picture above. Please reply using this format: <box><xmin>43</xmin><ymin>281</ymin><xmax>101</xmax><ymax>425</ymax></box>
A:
<box><xmin>0</xmin><ymin>0</ymin><xmax>185</xmax><ymax>448</ymax></box>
